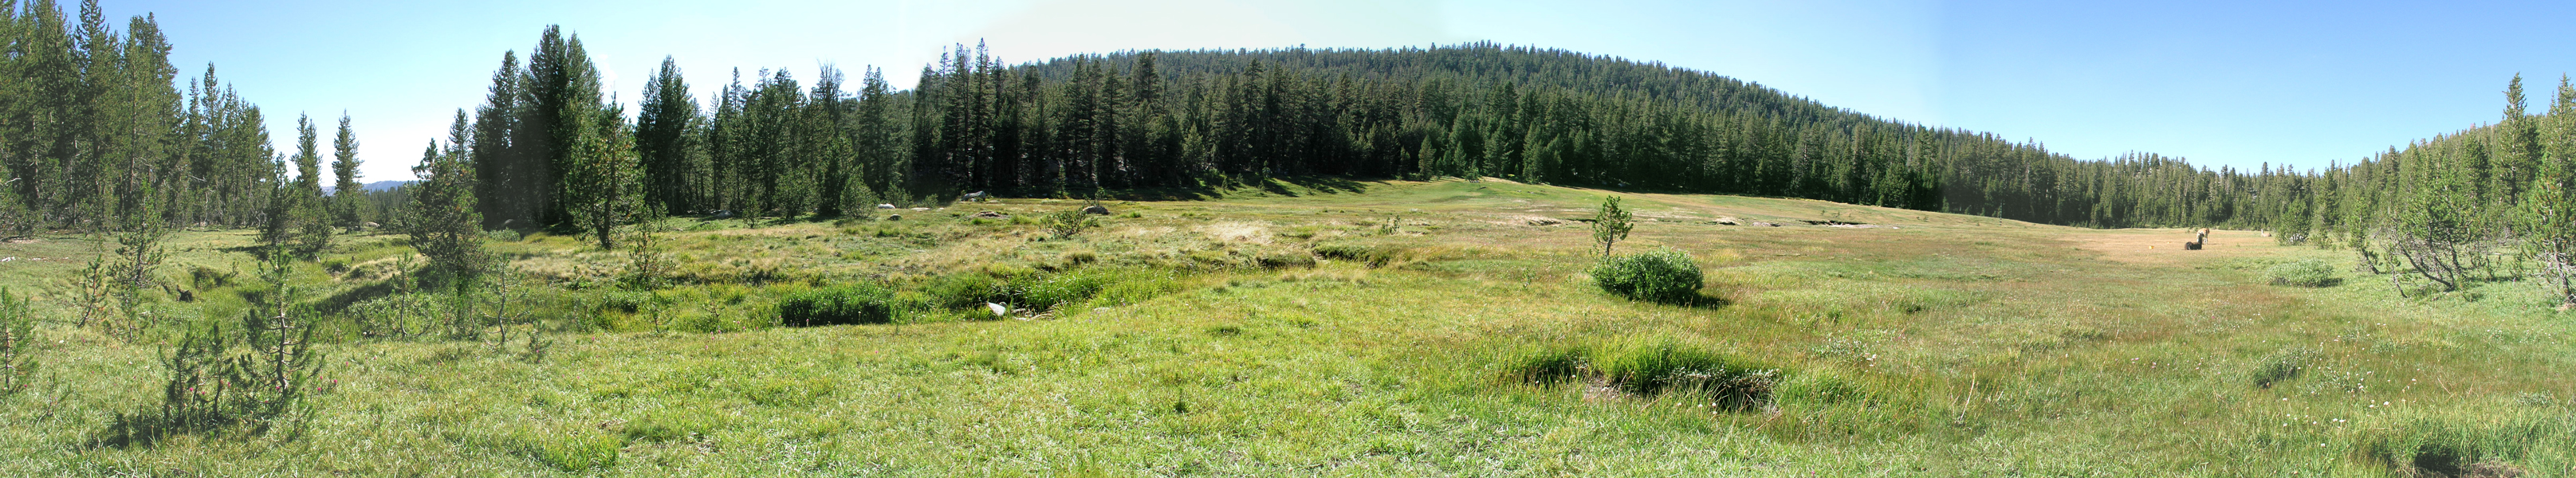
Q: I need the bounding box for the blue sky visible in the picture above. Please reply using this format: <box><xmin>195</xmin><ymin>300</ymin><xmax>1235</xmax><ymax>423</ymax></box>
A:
<box><xmin>85</xmin><ymin>0</ymin><xmax>2576</xmax><ymax>181</ymax></box>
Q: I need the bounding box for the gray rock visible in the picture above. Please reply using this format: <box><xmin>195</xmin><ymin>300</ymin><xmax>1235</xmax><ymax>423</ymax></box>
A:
<box><xmin>1082</xmin><ymin>205</ymin><xmax>1111</xmax><ymax>215</ymax></box>
<box><xmin>876</xmin><ymin>203</ymin><xmax>896</xmax><ymax>210</ymax></box>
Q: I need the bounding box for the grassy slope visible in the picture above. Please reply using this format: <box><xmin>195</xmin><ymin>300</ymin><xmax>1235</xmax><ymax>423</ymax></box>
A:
<box><xmin>0</xmin><ymin>179</ymin><xmax>2570</xmax><ymax>476</ymax></box>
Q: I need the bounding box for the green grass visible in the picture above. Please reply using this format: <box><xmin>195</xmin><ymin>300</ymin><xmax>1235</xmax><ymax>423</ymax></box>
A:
<box><xmin>0</xmin><ymin>178</ymin><xmax>2570</xmax><ymax>476</ymax></box>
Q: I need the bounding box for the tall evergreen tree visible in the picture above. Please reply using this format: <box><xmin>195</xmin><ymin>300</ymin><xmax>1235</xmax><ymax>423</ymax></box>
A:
<box><xmin>328</xmin><ymin>113</ymin><xmax>364</xmax><ymax>228</ymax></box>
<box><xmin>635</xmin><ymin>56</ymin><xmax>698</xmax><ymax>215</ymax></box>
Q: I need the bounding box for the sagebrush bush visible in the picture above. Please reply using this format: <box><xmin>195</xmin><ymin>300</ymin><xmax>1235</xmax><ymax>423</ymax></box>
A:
<box><xmin>1591</xmin><ymin>249</ymin><xmax>1705</xmax><ymax>304</ymax></box>
<box><xmin>2266</xmin><ymin>259</ymin><xmax>2338</xmax><ymax>288</ymax></box>
<box><xmin>777</xmin><ymin>284</ymin><xmax>898</xmax><ymax>327</ymax></box>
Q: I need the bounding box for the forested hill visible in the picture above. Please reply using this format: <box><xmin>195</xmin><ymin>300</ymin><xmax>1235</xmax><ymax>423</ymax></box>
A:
<box><xmin>2</xmin><ymin>4</ymin><xmax>2322</xmax><ymax>237</ymax></box>
<box><xmin>883</xmin><ymin>43</ymin><xmax>2277</xmax><ymax>228</ymax></box>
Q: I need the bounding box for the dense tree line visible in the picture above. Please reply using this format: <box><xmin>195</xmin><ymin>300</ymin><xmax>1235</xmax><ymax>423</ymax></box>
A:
<box><xmin>18</xmin><ymin>6</ymin><xmax>2554</xmax><ymax>284</ymax></box>
<box><xmin>2237</xmin><ymin>74</ymin><xmax>2576</xmax><ymax>304</ymax></box>
<box><xmin>0</xmin><ymin>0</ymin><xmax>395</xmax><ymax>237</ymax></box>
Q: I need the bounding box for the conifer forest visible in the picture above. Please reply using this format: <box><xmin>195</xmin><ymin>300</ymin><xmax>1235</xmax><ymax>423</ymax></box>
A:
<box><xmin>3</xmin><ymin>1</ymin><xmax>2574</xmax><ymax>476</ymax></box>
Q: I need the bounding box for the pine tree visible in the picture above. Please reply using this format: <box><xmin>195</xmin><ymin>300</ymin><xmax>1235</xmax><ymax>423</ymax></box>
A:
<box><xmin>560</xmin><ymin>101</ymin><xmax>643</xmax><ymax>249</ymax></box>
<box><xmin>2527</xmin><ymin>76</ymin><xmax>2576</xmax><ymax>307</ymax></box>
<box><xmin>407</xmin><ymin>112</ymin><xmax>487</xmax><ymax>284</ymax></box>
<box><xmin>328</xmin><ymin>113</ymin><xmax>364</xmax><ymax>228</ymax></box>
<box><xmin>635</xmin><ymin>56</ymin><xmax>698</xmax><ymax>215</ymax></box>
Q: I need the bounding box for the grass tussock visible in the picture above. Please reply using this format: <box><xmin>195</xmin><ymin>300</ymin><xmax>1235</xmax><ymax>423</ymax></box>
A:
<box><xmin>1508</xmin><ymin>339</ymin><xmax>1791</xmax><ymax>410</ymax></box>
<box><xmin>2267</xmin><ymin>258</ymin><xmax>2342</xmax><ymax>287</ymax></box>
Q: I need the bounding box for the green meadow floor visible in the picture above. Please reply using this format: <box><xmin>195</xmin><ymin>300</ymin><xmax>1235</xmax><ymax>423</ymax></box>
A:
<box><xmin>1</xmin><ymin>178</ymin><xmax>2570</xmax><ymax>476</ymax></box>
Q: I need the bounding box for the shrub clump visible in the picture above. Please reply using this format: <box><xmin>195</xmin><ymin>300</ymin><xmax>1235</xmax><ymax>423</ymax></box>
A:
<box><xmin>1591</xmin><ymin>249</ymin><xmax>1705</xmax><ymax>304</ymax></box>
<box><xmin>777</xmin><ymin>284</ymin><xmax>898</xmax><ymax>327</ymax></box>
<box><xmin>2265</xmin><ymin>259</ymin><xmax>2338</xmax><ymax>288</ymax></box>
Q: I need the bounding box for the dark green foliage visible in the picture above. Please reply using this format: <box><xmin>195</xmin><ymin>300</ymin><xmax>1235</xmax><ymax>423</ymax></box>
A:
<box><xmin>329</xmin><ymin>114</ymin><xmax>365</xmax><ymax>228</ymax></box>
<box><xmin>2250</xmin><ymin>347</ymin><xmax>2319</xmax><ymax>388</ymax></box>
<box><xmin>777</xmin><ymin>284</ymin><xmax>897</xmax><ymax>327</ymax></box>
<box><xmin>2265</xmin><ymin>260</ymin><xmax>2339</xmax><ymax>288</ymax></box>
<box><xmin>1591</xmin><ymin>249</ymin><xmax>1704</xmax><ymax>304</ymax></box>
<box><xmin>407</xmin><ymin>116</ymin><xmax>489</xmax><ymax>286</ymax></box>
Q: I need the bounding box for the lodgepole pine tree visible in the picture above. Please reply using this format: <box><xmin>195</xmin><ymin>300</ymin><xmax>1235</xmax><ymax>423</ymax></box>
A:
<box><xmin>329</xmin><ymin>113</ymin><xmax>364</xmax><ymax>228</ymax></box>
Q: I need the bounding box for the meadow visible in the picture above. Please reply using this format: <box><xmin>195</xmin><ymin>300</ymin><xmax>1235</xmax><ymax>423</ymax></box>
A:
<box><xmin>0</xmin><ymin>178</ymin><xmax>2568</xmax><ymax>476</ymax></box>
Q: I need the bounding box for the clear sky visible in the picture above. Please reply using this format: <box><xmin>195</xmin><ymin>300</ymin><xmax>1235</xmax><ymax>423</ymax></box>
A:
<box><xmin>85</xmin><ymin>0</ymin><xmax>2576</xmax><ymax>182</ymax></box>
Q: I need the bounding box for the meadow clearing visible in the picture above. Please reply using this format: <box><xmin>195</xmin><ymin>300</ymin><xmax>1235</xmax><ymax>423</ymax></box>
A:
<box><xmin>0</xmin><ymin>178</ymin><xmax>2568</xmax><ymax>476</ymax></box>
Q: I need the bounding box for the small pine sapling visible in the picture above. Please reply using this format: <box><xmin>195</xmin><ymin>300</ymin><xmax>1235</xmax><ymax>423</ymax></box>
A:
<box><xmin>0</xmin><ymin>288</ymin><xmax>37</xmax><ymax>396</ymax></box>
<box><xmin>1044</xmin><ymin>208</ymin><xmax>1100</xmax><ymax>239</ymax></box>
<box><xmin>1592</xmin><ymin>195</ymin><xmax>1635</xmax><ymax>257</ymax></box>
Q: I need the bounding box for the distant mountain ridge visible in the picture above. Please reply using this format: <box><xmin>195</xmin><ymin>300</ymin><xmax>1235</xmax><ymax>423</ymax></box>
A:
<box><xmin>324</xmin><ymin>180</ymin><xmax>413</xmax><ymax>196</ymax></box>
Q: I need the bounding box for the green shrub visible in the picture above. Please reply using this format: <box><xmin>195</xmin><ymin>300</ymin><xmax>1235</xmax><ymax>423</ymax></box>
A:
<box><xmin>1591</xmin><ymin>249</ymin><xmax>1705</xmax><ymax>304</ymax></box>
<box><xmin>777</xmin><ymin>284</ymin><xmax>898</xmax><ymax>327</ymax></box>
<box><xmin>1594</xmin><ymin>342</ymin><xmax>1781</xmax><ymax>409</ymax></box>
<box><xmin>2265</xmin><ymin>259</ymin><xmax>2338</xmax><ymax>287</ymax></box>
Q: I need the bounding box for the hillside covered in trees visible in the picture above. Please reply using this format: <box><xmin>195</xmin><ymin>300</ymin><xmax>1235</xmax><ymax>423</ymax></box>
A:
<box><xmin>13</xmin><ymin>3</ymin><xmax>2576</xmax><ymax>308</ymax></box>
<box><xmin>5</xmin><ymin>5</ymin><xmax>2322</xmax><ymax>237</ymax></box>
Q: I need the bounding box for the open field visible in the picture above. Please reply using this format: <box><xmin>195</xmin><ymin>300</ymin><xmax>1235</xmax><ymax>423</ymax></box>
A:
<box><xmin>1</xmin><ymin>179</ymin><xmax>2570</xmax><ymax>476</ymax></box>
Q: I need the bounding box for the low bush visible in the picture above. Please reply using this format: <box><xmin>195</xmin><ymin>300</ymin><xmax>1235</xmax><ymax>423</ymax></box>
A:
<box><xmin>2265</xmin><ymin>259</ymin><xmax>2338</xmax><ymax>287</ymax></box>
<box><xmin>777</xmin><ymin>284</ymin><xmax>898</xmax><ymax>327</ymax></box>
<box><xmin>1592</xmin><ymin>249</ymin><xmax>1705</xmax><ymax>304</ymax></box>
